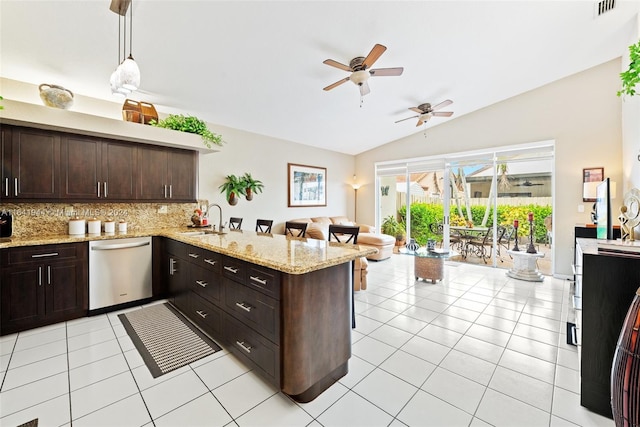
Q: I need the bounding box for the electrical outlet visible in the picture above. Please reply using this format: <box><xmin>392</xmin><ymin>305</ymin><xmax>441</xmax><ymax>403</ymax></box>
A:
<box><xmin>157</xmin><ymin>205</ymin><xmax>168</xmax><ymax>214</ymax></box>
<box><xmin>578</xmin><ymin>204</ymin><xmax>585</xmax><ymax>213</ymax></box>
<box><xmin>64</xmin><ymin>206</ymin><xmax>75</xmax><ymax>216</ymax></box>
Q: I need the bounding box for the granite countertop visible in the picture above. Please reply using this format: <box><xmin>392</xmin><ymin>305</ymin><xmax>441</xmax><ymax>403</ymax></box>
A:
<box><xmin>0</xmin><ymin>228</ymin><xmax>378</xmax><ymax>275</ymax></box>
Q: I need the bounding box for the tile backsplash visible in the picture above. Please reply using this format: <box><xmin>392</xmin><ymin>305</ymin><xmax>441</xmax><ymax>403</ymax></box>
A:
<box><xmin>2</xmin><ymin>201</ymin><xmax>208</xmax><ymax>238</ymax></box>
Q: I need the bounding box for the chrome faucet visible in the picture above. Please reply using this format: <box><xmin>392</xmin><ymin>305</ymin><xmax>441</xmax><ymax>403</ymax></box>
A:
<box><xmin>206</xmin><ymin>203</ymin><xmax>225</xmax><ymax>233</ymax></box>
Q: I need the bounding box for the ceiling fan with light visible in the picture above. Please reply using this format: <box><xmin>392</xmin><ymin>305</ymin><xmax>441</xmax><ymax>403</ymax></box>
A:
<box><xmin>395</xmin><ymin>100</ymin><xmax>454</xmax><ymax>127</ymax></box>
<box><xmin>322</xmin><ymin>44</ymin><xmax>404</xmax><ymax>97</ymax></box>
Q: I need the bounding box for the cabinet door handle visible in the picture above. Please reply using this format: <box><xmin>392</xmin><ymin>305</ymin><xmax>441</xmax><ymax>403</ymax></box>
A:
<box><xmin>249</xmin><ymin>276</ymin><xmax>267</xmax><ymax>285</ymax></box>
<box><xmin>104</xmin><ymin>182</ymin><xmax>107</xmax><ymax>198</ymax></box>
<box><xmin>169</xmin><ymin>184</ymin><xmax>172</xmax><ymax>199</ymax></box>
<box><xmin>169</xmin><ymin>258</ymin><xmax>177</xmax><ymax>275</ymax></box>
<box><xmin>4</xmin><ymin>178</ymin><xmax>8</xmax><ymax>197</ymax></box>
<box><xmin>196</xmin><ymin>280</ymin><xmax>207</xmax><ymax>288</ymax></box>
<box><xmin>236</xmin><ymin>341</ymin><xmax>252</xmax><ymax>354</ymax></box>
<box><xmin>188</xmin><ymin>253</ymin><xmax>200</xmax><ymax>259</ymax></box>
<box><xmin>14</xmin><ymin>178</ymin><xmax>18</xmax><ymax>196</ymax></box>
<box><xmin>31</xmin><ymin>252</ymin><xmax>59</xmax><ymax>258</ymax></box>
<box><xmin>47</xmin><ymin>265</ymin><xmax>51</xmax><ymax>285</ymax></box>
<box><xmin>224</xmin><ymin>266</ymin><xmax>239</xmax><ymax>274</ymax></box>
<box><xmin>38</xmin><ymin>266</ymin><xmax>42</xmax><ymax>286</ymax></box>
<box><xmin>235</xmin><ymin>302</ymin><xmax>252</xmax><ymax>312</ymax></box>
<box><xmin>163</xmin><ymin>185</ymin><xmax>167</xmax><ymax>198</ymax></box>
<box><xmin>196</xmin><ymin>310</ymin><xmax>208</xmax><ymax>319</ymax></box>
<box><xmin>97</xmin><ymin>181</ymin><xmax>100</xmax><ymax>198</ymax></box>
<box><xmin>204</xmin><ymin>259</ymin><xmax>217</xmax><ymax>266</ymax></box>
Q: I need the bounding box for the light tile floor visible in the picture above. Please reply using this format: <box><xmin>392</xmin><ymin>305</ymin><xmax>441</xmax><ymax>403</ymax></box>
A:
<box><xmin>0</xmin><ymin>256</ymin><xmax>615</xmax><ymax>427</ymax></box>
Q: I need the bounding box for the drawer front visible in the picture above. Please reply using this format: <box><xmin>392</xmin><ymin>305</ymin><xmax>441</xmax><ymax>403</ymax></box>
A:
<box><xmin>3</xmin><ymin>243</ymin><xmax>83</xmax><ymax>266</ymax></box>
<box><xmin>188</xmin><ymin>291</ymin><xmax>222</xmax><ymax>337</ymax></box>
<box><xmin>224</xmin><ymin>313</ymin><xmax>278</xmax><ymax>383</ymax></box>
<box><xmin>224</xmin><ymin>278</ymin><xmax>279</xmax><ymax>342</ymax></box>
<box><xmin>222</xmin><ymin>256</ymin><xmax>246</xmax><ymax>284</ymax></box>
<box><xmin>196</xmin><ymin>250</ymin><xmax>221</xmax><ymax>273</ymax></box>
<box><xmin>247</xmin><ymin>265</ymin><xmax>281</xmax><ymax>299</ymax></box>
<box><xmin>189</xmin><ymin>264</ymin><xmax>221</xmax><ymax>304</ymax></box>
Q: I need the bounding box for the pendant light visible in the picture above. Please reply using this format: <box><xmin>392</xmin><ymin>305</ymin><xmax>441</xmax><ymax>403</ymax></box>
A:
<box><xmin>110</xmin><ymin>0</ymin><xmax>139</xmax><ymax>95</ymax></box>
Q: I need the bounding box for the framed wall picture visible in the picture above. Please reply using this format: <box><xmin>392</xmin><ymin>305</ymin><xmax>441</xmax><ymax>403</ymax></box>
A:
<box><xmin>583</xmin><ymin>167</ymin><xmax>604</xmax><ymax>202</ymax></box>
<box><xmin>288</xmin><ymin>163</ymin><xmax>327</xmax><ymax>207</ymax></box>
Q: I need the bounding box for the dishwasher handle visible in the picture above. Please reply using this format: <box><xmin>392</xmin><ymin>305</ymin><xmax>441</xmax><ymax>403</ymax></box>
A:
<box><xmin>91</xmin><ymin>241</ymin><xmax>151</xmax><ymax>251</ymax></box>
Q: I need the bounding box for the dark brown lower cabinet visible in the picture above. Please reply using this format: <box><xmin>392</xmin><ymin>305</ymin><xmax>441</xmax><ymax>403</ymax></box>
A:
<box><xmin>165</xmin><ymin>238</ymin><xmax>352</xmax><ymax>402</ymax></box>
<box><xmin>1</xmin><ymin>242</ymin><xmax>88</xmax><ymax>335</ymax></box>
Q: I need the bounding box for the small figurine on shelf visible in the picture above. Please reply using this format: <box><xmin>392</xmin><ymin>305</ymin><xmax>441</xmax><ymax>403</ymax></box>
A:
<box><xmin>191</xmin><ymin>208</ymin><xmax>203</xmax><ymax>226</ymax></box>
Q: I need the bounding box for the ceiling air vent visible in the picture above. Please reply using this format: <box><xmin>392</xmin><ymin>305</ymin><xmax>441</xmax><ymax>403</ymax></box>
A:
<box><xmin>594</xmin><ymin>0</ymin><xmax>616</xmax><ymax>17</ymax></box>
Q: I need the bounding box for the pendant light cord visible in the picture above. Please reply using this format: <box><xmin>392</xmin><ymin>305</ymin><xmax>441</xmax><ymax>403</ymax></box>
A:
<box><xmin>129</xmin><ymin>1</ymin><xmax>133</xmax><ymax>57</ymax></box>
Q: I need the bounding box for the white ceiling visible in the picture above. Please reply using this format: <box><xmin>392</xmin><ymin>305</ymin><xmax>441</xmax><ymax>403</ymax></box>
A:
<box><xmin>1</xmin><ymin>1</ymin><xmax>639</xmax><ymax>155</ymax></box>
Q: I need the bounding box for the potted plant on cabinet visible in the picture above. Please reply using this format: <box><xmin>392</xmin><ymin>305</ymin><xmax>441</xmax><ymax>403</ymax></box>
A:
<box><xmin>241</xmin><ymin>173</ymin><xmax>264</xmax><ymax>201</ymax></box>
<box><xmin>149</xmin><ymin>114</ymin><xmax>223</xmax><ymax>148</ymax></box>
<box><xmin>219</xmin><ymin>174</ymin><xmax>246</xmax><ymax>206</ymax></box>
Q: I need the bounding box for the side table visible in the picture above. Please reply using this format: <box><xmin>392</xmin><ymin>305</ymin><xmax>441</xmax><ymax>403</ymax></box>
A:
<box><xmin>399</xmin><ymin>247</ymin><xmax>460</xmax><ymax>283</ymax></box>
<box><xmin>506</xmin><ymin>250</ymin><xmax>545</xmax><ymax>282</ymax></box>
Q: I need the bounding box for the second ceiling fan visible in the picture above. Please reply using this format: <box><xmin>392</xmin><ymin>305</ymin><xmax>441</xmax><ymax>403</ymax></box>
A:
<box><xmin>395</xmin><ymin>100</ymin><xmax>454</xmax><ymax>127</ymax></box>
<box><xmin>322</xmin><ymin>44</ymin><xmax>404</xmax><ymax>97</ymax></box>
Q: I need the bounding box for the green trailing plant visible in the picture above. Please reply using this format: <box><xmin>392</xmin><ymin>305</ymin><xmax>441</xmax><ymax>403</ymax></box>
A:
<box><xmin>617</xmin><ymin>40</ymin><xmax>640</xmax><ymax>97</ymax></box>
<box><xmin>241</xmin><ymin>173</ymin><xmax>264</xmax><ymax>201</ymax></box>
<box><xmin>150</xmin><ymin>114</ymin><xmax>223</xmax><ymax>148</ymax></box>
<box><xmin>218</xmin><ymin>174</ymin><xmax>246</xmax><ymax>205</ymax></box>
<box><xmin>0</xmin><ymin>95</ymin><xmax>3</xmax><ymax>110</ymax></box>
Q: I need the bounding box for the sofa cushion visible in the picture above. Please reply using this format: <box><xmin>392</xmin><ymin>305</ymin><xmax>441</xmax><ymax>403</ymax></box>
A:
<box><xmin>330</xmin><ymin>216</ymin><xmax>353</xmax><ymax>225</ymax></box>
<box><xmin>311</xmin><ymin>216</ymin><xmax>332</xmax><ymax>225</ymax></box>
<box><xmin>305</xmin><ymin>223</ymin><xmax>328</xmax><ymax>240</ymax></box>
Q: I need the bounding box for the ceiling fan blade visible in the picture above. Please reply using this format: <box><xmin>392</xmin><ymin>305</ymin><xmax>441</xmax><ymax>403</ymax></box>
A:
<box><xmin>369</xmin><ymin>67</ymin><xmax>404</xmax><ymax>77</ymax></box>
<box><xmin>416</xmin><ymin>119</ymin><xmax>424</xmax><ymax>127</ymax></box>
<box><xmin>359</xmin><ymin>81</ymin><xmax>371</xmax><ymax>96</ymax></box>
<box><xmin>323</xmin><ymin>77</ymin><xmax>350</xmax><ymax>91</ymax></box>
<box><xmin>432</xmin><ymin>111</ymin><xmax>454</xmax><ymax>117</ymax></box>
<box><xmin>323</xmin><ymin>59</ymin><xmax>352</xmax><ymax>72</ymax></box>
<box><xmin>362</xmin><ymin>44</ymin><xmax>387</xmax><ymax>69</ymax></box>
<box><xmin>395</xmin><ymin>115</ymin><xmax>419</xmax><ymax>123</ymax></box>
<box><xmin>409</xmin><ymin>107</ymin><xmax>424</xmax><ymax>114</ymax></box>
<box><xmin>431</xmin><ymin>99</ymin><xmax>453</xmax><ymax>111</ymax></box>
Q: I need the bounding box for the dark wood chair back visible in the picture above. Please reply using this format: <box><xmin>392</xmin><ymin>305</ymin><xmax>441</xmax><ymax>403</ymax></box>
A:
<box><xmin>285</xmin><ymin>221</ymin><xmax>307</xmax><ymax>237</ymax></box>
<box><xmin>256</xmin><ymin>219</ymin><xmax>273</xmax><ymax>233</ymax></box>
<box><xmin>229</xmin><ymin>217</ymin><xmax>243</xmax><ymax>230</ymax></box>
<box><xmin>328</xmin><ymin>224</ymin><xmax>359</xmax><ymax>244</ymax></box>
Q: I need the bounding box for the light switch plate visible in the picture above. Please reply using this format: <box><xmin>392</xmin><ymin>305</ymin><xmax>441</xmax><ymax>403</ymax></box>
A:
<box><xmin>157</xmin><ymin>205</ymin><xmax>168</xmax><ymax>214</ymax></box>
<box><xmin>578</xmin><ymin>204</ymin><xmax>585</xmax><ymax>213</ymax></box>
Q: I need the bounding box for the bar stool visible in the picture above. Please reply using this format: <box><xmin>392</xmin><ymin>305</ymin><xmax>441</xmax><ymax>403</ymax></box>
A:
<box><xmin>328</xmin><ymin>224</ymin><xmax>360</xmax><ymax>328</ymax></box>
<box><xmin>229</xmin><ymin>217</ymin><xmax>243</xmax><ymax>230</ymax></box>
<box><xmin>285</xmin><ymin>221</ymin><xmax>307</xmax><ymax>237</ymax></box>
<box><xmin>255</xmin><ymin>219</ymin><xmax>273</xmax><ymax>233</ymax></box>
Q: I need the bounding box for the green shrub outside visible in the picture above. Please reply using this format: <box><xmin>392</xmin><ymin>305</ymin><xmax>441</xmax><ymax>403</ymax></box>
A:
<box><xmin>398</xmin><ymin>203</ymin><xmax>552</xmax><ymax>246</ymax></box>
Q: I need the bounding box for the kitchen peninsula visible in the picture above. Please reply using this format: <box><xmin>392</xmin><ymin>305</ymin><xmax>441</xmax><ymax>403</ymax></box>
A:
<box><xmin>0</xmin><ymin>228</ymin><xmax>377</xmax><ymax>402</ymax></box>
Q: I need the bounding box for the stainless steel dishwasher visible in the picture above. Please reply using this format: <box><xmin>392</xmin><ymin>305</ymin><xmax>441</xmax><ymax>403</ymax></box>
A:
<box><xmin>89</xmin><ymin>236</ymin><xmax>152</xmax><ymax>310</ymax></box>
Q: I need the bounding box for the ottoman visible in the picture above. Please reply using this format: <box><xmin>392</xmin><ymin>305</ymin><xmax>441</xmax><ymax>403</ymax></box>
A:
<box><xmin>358</xmin><ymin>233</ymin><xmax>395</xmax><ymax>261</ymax></box>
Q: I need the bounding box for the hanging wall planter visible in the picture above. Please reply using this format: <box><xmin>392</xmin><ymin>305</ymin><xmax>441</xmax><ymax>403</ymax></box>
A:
<box><xmin>242</xmin><ymin>173</ymin><xmax>264</xmax><ymax>201</ymax></box>
<box><xmin>219</xmin><ymin>174</ymin><xmax>245</xmax><ymax>206</ymax></box>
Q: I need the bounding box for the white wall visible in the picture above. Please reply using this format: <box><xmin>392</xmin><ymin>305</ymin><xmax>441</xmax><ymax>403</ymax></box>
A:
<box><xmin>355</xmin><ymin>59</ymin><xmax>624</xmax><ymax>277</ymax></box>
<box><xmin>197</xmin><ymin>125</ymin><xmax>355</xmax><ymax>234</ymax></box>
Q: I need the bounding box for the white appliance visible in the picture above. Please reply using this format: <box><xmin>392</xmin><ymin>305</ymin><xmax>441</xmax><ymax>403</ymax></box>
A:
<box><xmin>89</xmin><ymin>236</ymin><xmax>152</xmax><ymax>310</ymax></box>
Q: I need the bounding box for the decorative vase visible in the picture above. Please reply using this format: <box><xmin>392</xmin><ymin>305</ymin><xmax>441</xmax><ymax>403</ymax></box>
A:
<box><xmin>228</xmin><ymin>193</ymin><xmax>238</xmax><ymax>206</ymax></box>
<box><xmin>611</xmin><ymin>287</ymin><xmax>640</xmax><ymax>427</ymax></box>
<box><xmin>246</xmin><ymin>188</ymin><xmax>253</xmax><ymax>201</ymax></box>
<box><xmin>405</xmin><ymin>238</ymin><xmax>420</xmax><ymax>251</ymax></box>
<box><xmin>39</xmin><ymin>84</ymin><xmax>74</xmax><ymax>109</ymax></box>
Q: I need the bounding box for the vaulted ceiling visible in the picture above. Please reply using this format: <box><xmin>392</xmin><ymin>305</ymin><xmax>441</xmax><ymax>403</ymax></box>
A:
<box><xmin>1</xmin><ymin>1</ymin><xmax>639</xmax><ymax>155</ymax></box>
